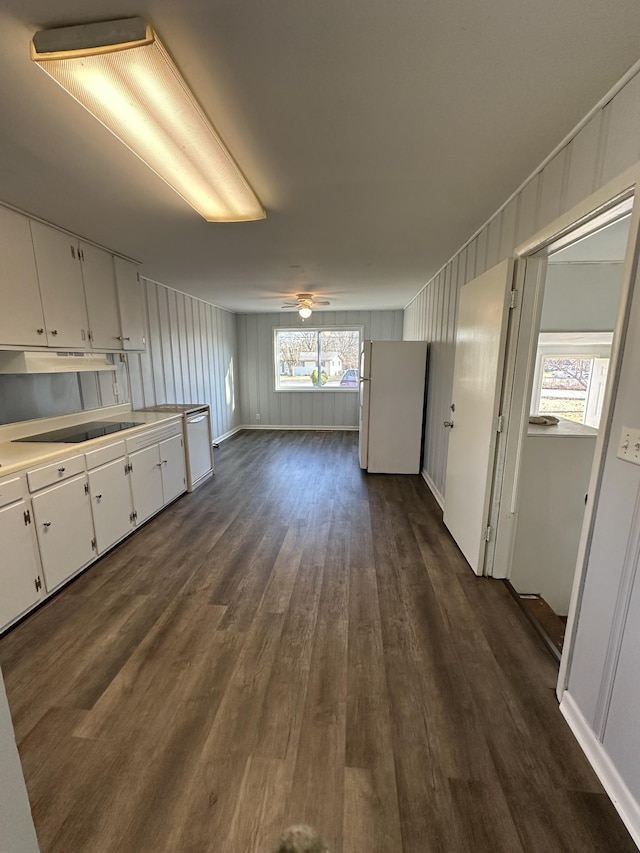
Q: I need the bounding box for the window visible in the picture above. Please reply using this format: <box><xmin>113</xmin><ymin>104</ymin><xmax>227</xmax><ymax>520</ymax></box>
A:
<box><xmin>530</xmin><ymin>333</ymin><xmax>612</xmax><ymax>428</ymax></box>
<box><xmin>274</xmin><ymin>327</ymin><xmax>362</xmax><ymax>390</ymax></box>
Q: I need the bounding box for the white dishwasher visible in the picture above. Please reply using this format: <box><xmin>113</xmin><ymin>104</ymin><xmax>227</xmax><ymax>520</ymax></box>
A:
<box><xmin>138</xmin><ymin>404</ymin><xmax>214</xmax><ymax>491</ymax></box>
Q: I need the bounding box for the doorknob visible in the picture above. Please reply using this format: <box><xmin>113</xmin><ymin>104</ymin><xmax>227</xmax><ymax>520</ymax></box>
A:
<box><xmin>443</xmin><ymin>421</ymin><xmax>454</xmax><ymax>428</ymax></box>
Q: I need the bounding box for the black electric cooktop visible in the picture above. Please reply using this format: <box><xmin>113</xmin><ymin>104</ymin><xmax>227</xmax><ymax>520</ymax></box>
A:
<box><xmin>13</xmin><ymin>421</ymin><xmax>140</xmax><ymax>444</ymax></box>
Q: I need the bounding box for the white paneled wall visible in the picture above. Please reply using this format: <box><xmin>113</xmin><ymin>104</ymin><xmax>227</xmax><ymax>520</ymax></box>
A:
<box><xmin>127</xmin><ymin>279</ymin><xmax>241</xmax><ymax>441</ymax></box>
<box><xmin>404</xmin><ymin>66</ymin><xmax>640</xmax><ymax>504</ymax></box>
<box><xmin>236</xmin><ymin>310</ymin><xmax>403</xmax><ymax>428</ymax></box>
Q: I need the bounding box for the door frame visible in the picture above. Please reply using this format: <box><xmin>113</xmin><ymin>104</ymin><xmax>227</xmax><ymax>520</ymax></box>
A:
<box><xmin>482</xmin><ymin>164</ymin><xmax>640</xmax><ymax>701</ymax></box>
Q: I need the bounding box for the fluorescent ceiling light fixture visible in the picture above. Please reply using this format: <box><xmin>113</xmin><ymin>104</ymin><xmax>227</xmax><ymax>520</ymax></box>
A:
<box><xmin>31</xmin><ymin>18</ymin><xmax>265</xmax><ymax>222</ymax></box>
<box><xmin>298</xmin><ymin>306</ymin><xmax>312</xmax><ymax>319</ymax></box>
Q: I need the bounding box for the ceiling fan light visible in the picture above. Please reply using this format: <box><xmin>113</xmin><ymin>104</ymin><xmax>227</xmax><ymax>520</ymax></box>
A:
<box><xmin>30</xmin><ymin>17</ymin><xmax>265</xmax><ymax>223</ymax></box>
<box><xmin>298</xmin><ymin>306</ymin><xmax>312</xmax><ymax>319</ymax></box>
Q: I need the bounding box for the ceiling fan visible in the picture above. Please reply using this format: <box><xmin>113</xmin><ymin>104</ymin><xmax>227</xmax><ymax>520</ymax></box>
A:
<box><xmin>281</xmin><ymin>292</ymin><xmax>331</xmax><ymax>318</ymax></box>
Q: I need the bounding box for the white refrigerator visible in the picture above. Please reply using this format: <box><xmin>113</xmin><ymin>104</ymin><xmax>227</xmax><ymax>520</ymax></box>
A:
<box><xmin>359</xmin><ymin>340</ymin><xmax>428</xmax><ymax>474</ymax></box>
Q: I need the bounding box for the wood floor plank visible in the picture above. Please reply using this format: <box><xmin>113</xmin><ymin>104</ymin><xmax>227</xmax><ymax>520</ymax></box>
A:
<box><xmin>0</xmin><ymin>430</ymin><xmax>634</xmax><ymax>853</ymax></box>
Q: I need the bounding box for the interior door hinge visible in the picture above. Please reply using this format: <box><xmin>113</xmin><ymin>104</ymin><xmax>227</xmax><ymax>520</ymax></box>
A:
<box><xmin>509</xmin><ymin>289</ymin><xmax>518</xmax><ymax>309</ymax></box>
<box><xmin>484</xmin><ymin>525</ymin><xmax>492</xmax><ymax>543</ymax></box>
<box><xmin>24</xmin><ymin>508</ymin><xmax>31</xmax><ymax>525</ymax></box>
<box><xmin>496</xmin><ymin>414</ymin><xmax>504</xmax><ymax>433</ymax></box>
<box><xmin>34</xmin><ymin>576</ymin><xmax>42</xmax><ymax>592</ymax></box>
<box><xmin>91</xmin><ymin>537</ymin><xmax>97</xmax><ymax>550</ymax></box>
<box><xmin>84</xmin><ymin>482</ymin><xmax>89</xmax><ymax>495</ymax></box>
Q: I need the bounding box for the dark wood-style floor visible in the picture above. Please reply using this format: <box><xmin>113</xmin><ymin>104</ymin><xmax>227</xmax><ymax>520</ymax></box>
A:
<box><xmin>0</xmin><ymin>430</ymin><xmax>634</xmax><ymax>852</ymax></box>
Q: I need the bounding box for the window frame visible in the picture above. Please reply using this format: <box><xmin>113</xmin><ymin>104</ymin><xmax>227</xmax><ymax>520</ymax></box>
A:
<box><xmin>273</xmin><ymin>325</ymin><xmax>363</xmax><ymax>392</ymax></box>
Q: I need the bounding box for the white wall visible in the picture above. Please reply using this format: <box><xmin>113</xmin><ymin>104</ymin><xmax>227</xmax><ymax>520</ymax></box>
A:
<box><xmin>236</xmin><ymin>310</ymin><xmax>403</xmax><ymax>427</ymax></box>
<box><xmin>0</xmin><ymin>667</ymin><xmax>39</xmax><ymax>852</ymax></box>
<box><xmin>403</xmin><ymin>64</ymin><xmax>640</xmax><ymax>842</ymax></box>
<box><xmin>127</xmin><ymin>279</ymin><xmax>241</xmax><ymax>441</ymax></box>
<box><xmin>404</xmin><ymin>69</ymin><xmax>640</xmax><ymax>503</ymax></box>
<box><xmin>540</xmin><ymin>262</ymin><xmax>624</xmax><ymax>332</ymax></box>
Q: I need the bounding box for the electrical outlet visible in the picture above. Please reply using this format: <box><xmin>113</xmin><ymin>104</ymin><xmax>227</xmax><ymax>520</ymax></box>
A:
<box><xmin>256</xmin><ymin>413</ymin><xmax>261</xmax><ymax>422</ymax></box>
<box><xmin>112</xmin><ymin>382</ymin><xmax>120</xmax><ymax>398</ymax></box>
<box><xmin>617</xmin><ymin>426</ymin><xmax>640</xmax><ymax>465</ymax></box>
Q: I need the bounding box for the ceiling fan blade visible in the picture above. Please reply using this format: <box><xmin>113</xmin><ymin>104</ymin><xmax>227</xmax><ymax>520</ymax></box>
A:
<box><xmin>312</xmin><ymin>300</ymin><xmax>331</xmax><ymax>305</ymax></box>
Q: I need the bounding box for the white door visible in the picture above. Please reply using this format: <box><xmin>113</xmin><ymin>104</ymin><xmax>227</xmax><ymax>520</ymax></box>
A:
<box><xmin>443</xmin><ymin>259</ymin><xmax>514</xmax><ymax>574</ymax></box>
<box><xmin>30</xmin><ymin>221</ymin><xmax>89</xmax><ymax>349</ymax></box>
<box><xmin>88</xmin><ymin>458</ymin><xmax>134</xmax><ymax>554</ymax></box>
<box><xmin>129</xmin><ymin>444</ymin><xmax>164</xmax><ymax>524</ymax></box>
<box><xmin>159</xmin><ymin>434</ymin><xmax>187</xmax><ymax>504</ymax></box>
<box><xmin>32</xmin><ymin>475</ymin><xmax>96</xmax><ymax>591</ymax></box>
<box><xmin>0</xmin><ymin>207</ymin><xmax>46</xmax><ymax>347</ymax></box>
<box><xmin>358</xmin><ymin>340</ymin><xmax>372</xmax><ymax>469</ymax></box>
<box><xmin>0</xmin><ymin>500</ymin><xmax>41</xmax><ymax>630</ymax></box>
<box><xmin>114</xmin><ymin>257</ymin><xmax>146</xmax><ymax>351</ymax></box>
<box><xmin>81</xmin><ymin>242</ymin><xmax>121</xmax><ymax>351</ymax></box>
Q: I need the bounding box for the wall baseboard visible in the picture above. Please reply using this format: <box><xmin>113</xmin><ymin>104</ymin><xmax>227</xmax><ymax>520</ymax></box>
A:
<box><xmin>422</xmin><ymin>469</ymin><xmax>445</xmax><ymax>509</ymax></box>
<box><xmin>215</xmin><ymin>426</ymin><xmax>243</xmax><ymax>443</ymax></box>
<box><xmin>240</xmin><ymin>424</ymin><xmax>358</xmax><ymax>431</ymax></box>
<box><xmin>560</xmin><ymin>692</ymin><xmax>640</xmax><ymax>849</ymax></box>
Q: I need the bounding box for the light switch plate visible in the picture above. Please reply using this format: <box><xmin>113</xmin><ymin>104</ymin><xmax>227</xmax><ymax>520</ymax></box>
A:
<box><xmin>617</xmin><ymin>426</ymin><xmax>640</xmax><ymax>465</ymax></box>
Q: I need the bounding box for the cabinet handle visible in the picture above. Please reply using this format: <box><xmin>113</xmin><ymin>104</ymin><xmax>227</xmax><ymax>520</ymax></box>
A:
<box><xmin>37</xmin><ymin>328</ymin><xmax>44</xmax><ymax>335</ymax></box>
<box><xmin>58</xmin><ymin>466</ymin><xmax>66</xmax><ymax>473</ymax></box>
<box><xmin>156</xmin><ymin>462</ymin><xmax>163</xmax><ymax>468</ymax></box>
<box><xmin>43</xmin><ymin>521</ymin><xmax>51</xmax><ymax>527</ymax></box>
<box><xmin>162</xmin><ymin>459</ymin><xmax>168</xmax><ymax>465</ymax></box>
<box><xmin>443</xmin><ymin>421</ymin><xmax>454</xmax><ymax>428</ymax></box>
<box><xmin>95</xmin><ymin>494</ymin><xmax>102</xmax><ymax>501</ymax></box>
<box><xmin>116</xmin><ymin>336</ymin><xmax>131</xmax><ymax>341</ymax></box>
<box><xmin>51</xmin><ymin>329</ymin><xmax>58</xmax><ymax>336</ymax></box>
<box><xmin>70</xmin><ymin>245</ymin><xmax>75</xmax><ymax>259</ymax></box>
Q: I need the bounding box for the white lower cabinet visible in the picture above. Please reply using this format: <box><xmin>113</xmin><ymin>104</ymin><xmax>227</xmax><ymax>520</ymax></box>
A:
<box><xmin>129</xmin><ymin>433</ymin><xmax>186</xmax><ymax>525</ymax></box>
<box><xmin>88</xmin><ymin>458</ymin><xmax>134</xmax><ymax>554</ymax></box>
<box><xmin>1</xmin><ymin>420</ymin><xmax>187</xmax><ymax>633</ymax></box>
<box><xmin>32</xmin><ymin>474</ymin><xmax>96</xmax><ymax>592</ymax></box>
<box><xmin>159</xmin><ymin>434</ymin><xmax>187</xmax><ymax>504</ymax></box>
<box><xmin>0</xmin><ymin>499</ymin><xmax>42</xmax><ymax>629</ymax></box>
<box><xmin>129</xmin><ymin>444</ymin><xmax>165</xmax><ymax>524</ymax></box>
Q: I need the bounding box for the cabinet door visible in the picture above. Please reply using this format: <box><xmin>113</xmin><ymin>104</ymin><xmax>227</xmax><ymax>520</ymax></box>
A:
<box><xmin>114</xmin><ymin>257</ymin><xmax>146</xmax><ymax>351</ymax></box>
<box><xmin>32</xmin><ymin>475</ymin><xmax>95</xmax><ymax>592</ymax></box>
<box><xmin>81</xmin><ymin>243</ymin><xmax>121</xmax><ymax>351</ymax></box>
<box><xmin>0</xmin><ymin>500</ymin><xmax>41</xmax><ymax>630</ymax></box>
<box><xmin>159</xmin><ymin>434</ymin><xmax>187</xmax><ymax>504</ymax></box>
<box><xmin>0</xmin><ymin>207</ymin><xmax>46</xmax><ymax>347</ymax></box>
<box><xmin>88</xmin><ymin>458</ymin><xmax>134</xmax><ymax>554</ymax></box>
<box><xmin>129</xmin><ymin>445</ymin><xmax>163</xmax><ymax>524</ymax></box>
<box><xmin>30</xmin><ymin>221</ymin><xmax>89</xmax><ymax>349</ymax></box>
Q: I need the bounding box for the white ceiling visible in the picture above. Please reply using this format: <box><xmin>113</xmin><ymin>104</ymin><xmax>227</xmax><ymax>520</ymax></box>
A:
<box><xmin>1</xmin><ymin>2</ymin><xmax>640</xmax><ymax>314</ymax></box>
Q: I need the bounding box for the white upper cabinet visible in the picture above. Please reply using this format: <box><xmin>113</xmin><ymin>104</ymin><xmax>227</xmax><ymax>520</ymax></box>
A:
<box><xmin>114</xmin><ymin>257</ymin><xmax>146</xmax><ymax>351</ymax></box>
<box><xmin>0</xmin><ymin>207</ymin><xmax>46</xmax><ymax>347</ymax></box>
<box><xmin>80</xmin><ymin>242</ymin><xmax>122</xmax><ymax>351</ymax></box>
<box><xmin>30</xmin><ymin>221</ymin><xmax>89</xmax><ymax>349</ymax></box>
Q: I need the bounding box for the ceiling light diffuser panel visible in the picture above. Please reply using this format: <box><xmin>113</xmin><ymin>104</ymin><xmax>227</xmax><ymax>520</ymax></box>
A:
<box><xmin>31</xmin><ymin>18</ymin><xmax>265</xmax><ymax>222</ymax></box>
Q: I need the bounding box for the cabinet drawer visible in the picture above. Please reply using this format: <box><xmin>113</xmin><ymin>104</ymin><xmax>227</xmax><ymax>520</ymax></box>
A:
<box><xmin>125</xmin><ymin>421</ymin><xmax>182</xmax><ymax>454</ymax></box>
<box><xmin>0</xmin><ymin>475</ymin><xmax>26</xmax><ymax>508</ymax></box>
<box><xmin>27</xmin><ymin>454</ymin><xmax>85</xmax><ymax>492</ymax></box>
<box><xmin>85</xmin><ymin>440</ymin><xmax>126</xmax><ymax>470</ymax></box>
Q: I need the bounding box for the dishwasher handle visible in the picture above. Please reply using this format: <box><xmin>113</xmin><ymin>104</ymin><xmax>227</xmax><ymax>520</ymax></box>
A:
<box><xmin>187</xmin><ymin>414</ymin><xmax>208</xmax><ymax>424</ymax></box>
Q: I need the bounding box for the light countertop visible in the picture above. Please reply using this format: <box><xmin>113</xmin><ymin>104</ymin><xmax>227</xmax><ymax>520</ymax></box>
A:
<box><xmin>527</xmin><ymin>417</ymin><xmax>598</xmax><ymax>438</ymax></box>
<box><xmin>0</xmin><ymin>405</ymin><xmax>182</xmax><ymax>477</ymax></box>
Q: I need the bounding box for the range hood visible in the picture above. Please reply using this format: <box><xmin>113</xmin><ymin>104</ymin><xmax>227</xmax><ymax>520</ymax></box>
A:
<box><xmin>0</xmin><ymin>350</ymin><xmax>117</xmax><ymax>374</ymax></box>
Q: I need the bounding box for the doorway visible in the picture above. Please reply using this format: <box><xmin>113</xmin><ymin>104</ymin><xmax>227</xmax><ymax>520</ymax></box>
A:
<box><xmin>507</xmin><ymin>214</ymin><xmax>631</xmax><ymax>656</ymax></box>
